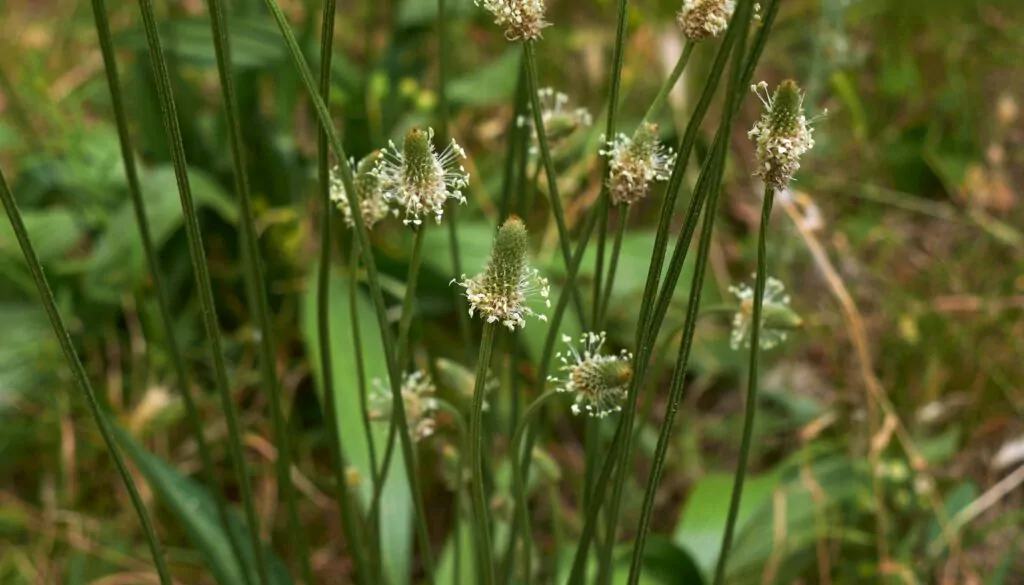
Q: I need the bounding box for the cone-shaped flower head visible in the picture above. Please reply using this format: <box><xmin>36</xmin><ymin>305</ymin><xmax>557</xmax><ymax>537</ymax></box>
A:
<box><xmin>520</xmin><ymin>88</ymin><xmax>593</xmax><ymax>150</ymax></box>
<box><xmin>330</xmin><ymin>152</ymin><xmax>390</xmax><ymax>229</ymax></box>
<box><xmin>748</xmin><ymin>80</ymin><xmax>818</xmax><ymax>191</ymax></box>
<box><xmin>729</xmin><ymin>276</ymin><xmax>803</xmax><ymax>351</ymax></box>
<box><xmin>550</xmin><ymin>332</ymin><xmax>633</xmax><ymax>418</ymax></box>
<box><xmin>601</xmin><ymin>123</ymin><xmax>677</xmax><ymax>206</ymax></box>
<box><xmin>373</xmin><ymin>127</ymin><xmax>469</xmax><ymax>226</ymax></box>
<box><xmin>369</xmin><ymin>371</ymin><xmax>439</xmax><ymax>442</ymax></box>
<box><xmin>475</xmin><ymin>0</ymin><xmax>549</xmax><ymax>41</ymax></box>
<box><xmin>677</xmin><ymin>0</ymin><xmax>735</xmax><ymax>40</ymax></box>
<box><xmin>453</xmin><ymin>216</ymin><xmax>550</xmax><ymax>331</ymax></box>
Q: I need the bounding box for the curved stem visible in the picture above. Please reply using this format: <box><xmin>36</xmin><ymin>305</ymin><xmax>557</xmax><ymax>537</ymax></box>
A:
<box><xmin>88</xmin><ymin>0</ymin><xmax>249</xmax><ymax>578</ymax></box>
<box><xmin>641</xmin><ymin>40</ymin><xmax>694</xmax><ymax>125</ymax></box>
<box><xmin>711</xmin><ymin>186</ymin><xmax>774</xmax><ymax>585</ymax></box>
<box><xmin>132</xmin><ymin>1</ymin><xmax>276</xmax><ymax>581</ymax></box>
<box><xmin>470</xmin><ymin>324</ymin><xmax>498</xmax><ymax>585</ymax></box>
<box><xmin>202</xmin><ymin>0</ymin><xmax>313</xmax><ymax>578</ymax></box>
<box><xmin>507</xmin><ymin>391</ymin><xmax>563</xmax><ymax>581</ymax></box>
<box><xmin>262</xmin><ymin>1</ymin><xmax>437</xmax><ymax>578</ymax></box>
<box><xmin>522</xmin><ymin>41</ymin><xmax>587</xmax><ymax>329</ymax></box>
<box><xmin>0</xmin><ymin>173</ymin><xmax>173</xmax><ymax>584</ymax></box>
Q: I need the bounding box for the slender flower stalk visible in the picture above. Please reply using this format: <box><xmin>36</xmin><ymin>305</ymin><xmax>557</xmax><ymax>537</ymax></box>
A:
<box><xmin>133</xmin><ymin>1</ymin><xmax>274</xmax><ymax>581</ymax></box>
<box><xmin>88</xmin><ymin>0</ymin><xmax>249</xmax><ymax>578</ymax></box>
<box><xmin>261</xmin><ymin>0</ymin><xmax>437</xmax><ymax>577</ymax></box>
<box><xmin>714</xmin><ymin>78</ymin><xmax>815</xmax><ymax>585</ymax></box>
<box><xmin>200</xmin><ymin>0</ymin><xmax>314</xmax><ymax>578</ymax></box>
<box><xmin>1</xmin><ymin>171</ymin><xmax>173</xmax><ymax>584</ymax></box>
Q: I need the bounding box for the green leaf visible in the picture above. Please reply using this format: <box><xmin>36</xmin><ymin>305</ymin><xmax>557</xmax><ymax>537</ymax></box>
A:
<box><xmin>436</xmin><ymin>517</ymin><xmax>475</xmax><ymax>585</ymax></box>
<box><xmin>447</xmin><ymin>48</ymin><xmax>522</xmax><ymax>107</ymax></box>
<box><xmin>300</xmin><ymin>268</ymin><xmax>413</xmax><ymax>585</ymax></box>
<box><xmin>0</xmin><ymin>209</ymin><xmax>83</xmax><ymax>265</ymax></box>
<box><xmin>397</xmin><ymin>0</ymin><xmax>473</xmax><ymax>27</ymax></box>
<box><xmin>83</xmin><ymin>165</ymin><xmax>237</xmax><ymax>303</ymax></box>
<box><xmin>0</xmin><ymin>303</ymin><xmax>61</xmax><ymax>404</ymax></box>
<box><xmin>927</xmin><ymin>481</ymin><xmax>977</xmax><ymax>550</ymax></box>
<box><xmin>611</xmin><ymin>537</ymin><xmax>705</xmax><ymax>585</ymax></box>
<box><xmin>118</xmin><ymin>18</ymin><xmax>288</xmax><ymax>70</ymax></box>
<box><xmin>113</xmin><ymin>425</ymin><xmax>293</xmax><ymax>585</ymax></box>
<box><xmin>673</xmin><ymin>471</ymin><xmax>781</xmax><ymax>579</ymax></box>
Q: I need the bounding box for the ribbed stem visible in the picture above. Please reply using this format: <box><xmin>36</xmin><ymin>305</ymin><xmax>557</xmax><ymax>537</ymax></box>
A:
<box><xmin>597</xmin><ymin>206</ymin><xmax>629</xmax><ymax>327</ymax></box>
<box><xmin>88</xmin><ymin>0</ymin><xmax>249</xmax><ymax>579</ymax></box>
<box><xmin>508</xmin><ymin>391</ymin><xmax>563</xmax><ymax>581</ymax></box>
<box><xmin>133</xmin><ymin>1</ymin><xmax>271</xmax><ymax>581</ymax></box>
<box><xmin>201</xmin><ymin>0</ymin><xmax>312</xmax><ymax>579</ymax></box>
<box><xmin>641</xmin><ymin>40</ymin><xmax>694</xmax><ymax>124</ymax></box>
<box><xmin>396</xmin><ymin>226</ymin><xmax>428</xmax><ymax>369</ymax></box>
<box><xmin>261</xmin><ymin>1</ymin><xmax>436</xmax><ymax>579</ymax></box>
<box><xmin>348</xmin><ymin>245</ymin><xmax>381</xmax><ymax>583</ymax></box>
<box><xmin>470</xmin><ymin>324</ymin><xmax>498</xmax><ymax>585</ymax></box>
<box><xmin>626</xmin><ymin>141</ymin><xmax>728</xmax><ymax>584</ymax></box>
<box><xmin>2</xmin><ymin>174</ymin><xmax>173</xmax><ymax>583</ymax></box>
<box><xmin>502</xmin><ymin>203</ymin><xmax>600</xmax><ymax>581</ymax></box>
<box><xmin>522</xmin><ymin>41</ymin><xmax>587</xmax><ymax>329</ymax></box>
<box><xmin>500</xmin><ymin>54</ymin><xmax>527</xmax><ymax>224</ymax></box>
<box><xmin>711</xmin><ymin>186</ymin><xmax>774</xmax><ymax>585</ymax></box>
<box><xmin>592</xmin><ymin>0</ymin><xmax>630</xmax><ymax>331</ymax></box>
<box><xmin>316</xmin><ymin>2</ymin><xmax>375</xmax><ymax>582</ymax></box>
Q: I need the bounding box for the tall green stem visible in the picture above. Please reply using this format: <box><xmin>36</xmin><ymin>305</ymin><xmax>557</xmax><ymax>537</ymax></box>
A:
<box><xmin>396</xmin><ymin>226</ymin><xmax>428</xmax><ymax>369</ymax></box>
<box><xmin>597</xmin><ymin>206</ymin><xmax>629</xmax><ymax>327</ymax></box>
<box><xmin>522</xmin><ymin>41</ymin><xmax>587</xmax><ymax>329</ymax></box>
<box><xmin>593</xmin><ymin>0</ymin><xmax>630</xmax><ymax>327</ymax></box>
<box><xmin>261</xmin><ymin>1</ymin><xmax>437</xmax><ymax>579</ymax></box>
<box><xmin>507</xmin><ymin>391</ymin><xmax>563</xmax><ymax>581</ymax></box>
<box><xmin>133</xmin><ymin>1</ymin><xmax>272</xmax><ymax>581</ymax></box>
<box><xmin>711</xmin><ymin>186</ymin><xmax>774</xmax><ymax>585</ymax></box>
<box><xmin>1</xmin><ymin>174</ymin><xmax>173</xmax><ymax>583</ymax></box>
<box><xmin>316</xmin><ymin>3</ymin><xmax>375</xmax><ymax>582</ymax></box>
<box><xmin>88</xmin><ymin>0</ymin><xmax>249</xmax><ymax>578</ymax></box>
<box><xmin>202</xmin><ymin>0</ymin><xmax>313</xmax><ymax>579</ymax></box>
<box><xmin>641</xmin><ymin>40</ymin><xmax>694</xmax><ymax>124</ymax></box>
<box><xmin>626</xmin><ymin>142</ymin><xmax>728</xmax><ymax>584</ymax></box>
<box><xmin>470</xmin><ymin>324</ymin><xmax>498</xmax><ymax>585</ymax></box>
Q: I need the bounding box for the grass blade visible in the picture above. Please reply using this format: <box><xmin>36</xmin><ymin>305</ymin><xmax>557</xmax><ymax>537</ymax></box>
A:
<box><xmin>0</xmin><ymin>169</ymin><xmax>173</xmax><ymax>585</ymax></box>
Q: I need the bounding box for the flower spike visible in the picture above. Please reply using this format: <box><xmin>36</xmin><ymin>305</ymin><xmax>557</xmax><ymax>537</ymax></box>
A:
<box><xmin>728</xmin><ymin>276</ymin><xmax>802</xmax><ymax>351</ymax></box>
<box><xmin>452</xmin><ymin>216</ymin><xmax>550</xmax><ymax>331</ymax></box>
<box><xmin>373</xmin><ymin>127</ymin><xmax>469</xmax><ymax>226</ymax></box>
<box><xmin>601</xmin><ymin>123</ymin><xmax>677</xmax><ymax>206</ymax></box>
<box><xmin>748</xmin><ymin>80</ymin><xmax>820</xmax><ymax>191</ymax></box>
<box><xmin>329</xmin><ymin>152</ymin><xmax>389</xmax><ymax>230</ymax></box>
<box><xmin>550</xmin><ymin>332</ymin><xmax>632</xmax><ymax>418</ymax></box>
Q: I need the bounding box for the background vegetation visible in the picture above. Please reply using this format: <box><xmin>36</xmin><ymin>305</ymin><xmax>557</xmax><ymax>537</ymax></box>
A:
<box><xmin>0</xmin><ymin>0</ymin><xmax>1022</xmax><ymax>583</ymax></box>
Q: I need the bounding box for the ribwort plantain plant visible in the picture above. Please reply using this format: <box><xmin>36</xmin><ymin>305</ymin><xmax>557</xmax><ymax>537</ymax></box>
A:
<box><xmin>1</xmin><ymin>0</ymin><xmax>850</xmax><ymax>583</ymax></box>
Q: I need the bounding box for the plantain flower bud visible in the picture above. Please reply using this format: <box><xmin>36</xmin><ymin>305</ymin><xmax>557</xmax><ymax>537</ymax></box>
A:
<box><xmin>677</xmin><ymin>0</ymin><xmax>735</xmax><ymax>41</ymax></box>
<box><xmin>330</xmin><ymin>152</ymin><xmax>390</xmax><ymax>230</ymax></box>
<box><xmin>373</xmin><ymin>128</ymin><xmax>469</xmax><ymax>227</ymax></box>
<box><xmin>549</xmin><ymin>332</ymin><xmax>633</xmax><ymax>418</ymax></box>
<box><xmin>728</xmin><ymin>276</ymin><xmax>802</xmax><ymax>351</ymax></box>
<box><xmin>748</xmin><ymin>80</ymin><xmax>819</xmax><ymax>191</ymax></box>
<box><xmin>369</xmin><ymin>371</ymin><xmax>439</xmax><ymax>442</ymax></box>
<box><xmin>452</xmin><ymin>216</ymin><xmax>550</xmax><ymax>331</ymax></box>
<box><xmin>475</xmin><ymin>0</ymin><xmax>550</xmax><ymax>41</ymax></box>
<box><xmin>601</xmin><ymin>123</ymin><xmax>677</xmax><ymax>206</ymax></box>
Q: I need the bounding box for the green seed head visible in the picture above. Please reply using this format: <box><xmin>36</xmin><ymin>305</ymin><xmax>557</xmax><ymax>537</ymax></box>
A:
<box><xmin>401</xmin><ymin>128</ymin><xmax>439</xmax><ymax>193</ymax></box>
<box><xmin>768</xmin><ymin>80</ymin><xmax>804</xmax><ymax>137</ymax></box>
<box><xmin>486</xmin><ymin>216</ymin><xmax>530</xmax><ymax>296</ymax></box>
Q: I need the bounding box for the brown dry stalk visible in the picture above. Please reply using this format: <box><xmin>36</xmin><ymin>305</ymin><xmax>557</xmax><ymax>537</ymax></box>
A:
<box><xmin>780</xmin><ymin>190</ymin><xmax>959</xmax><ymax>565</ymax></box>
